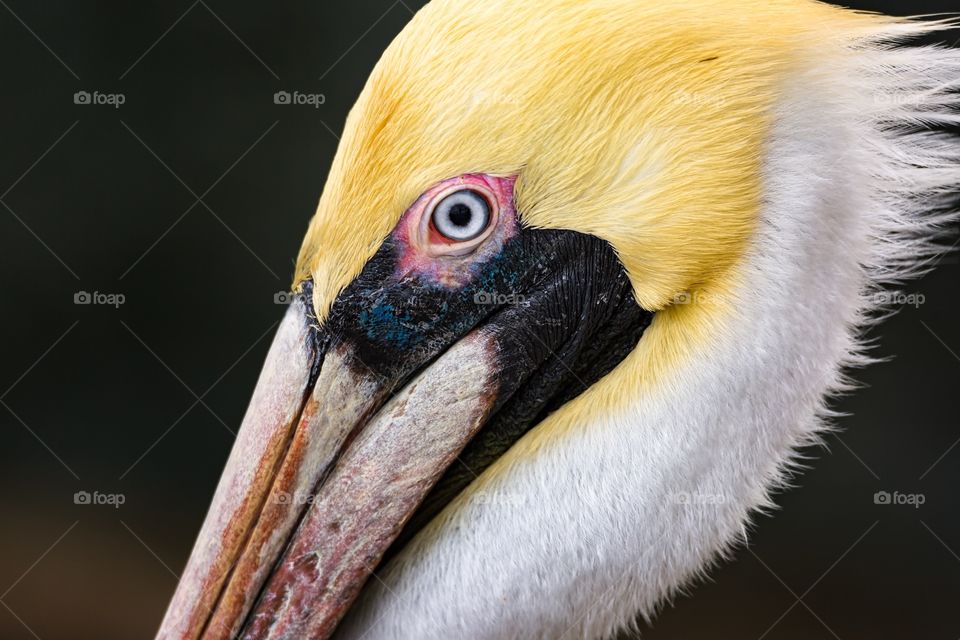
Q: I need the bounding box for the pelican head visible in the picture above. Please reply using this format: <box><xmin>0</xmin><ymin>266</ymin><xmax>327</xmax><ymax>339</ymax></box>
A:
<box><xmin>157</xmin><ymin>0</ymin><xmax>960</xmax><ymax>638</ymax></box>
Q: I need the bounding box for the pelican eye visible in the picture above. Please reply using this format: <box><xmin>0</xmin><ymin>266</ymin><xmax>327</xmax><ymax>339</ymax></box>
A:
<box><xmin>430</xmin><ymin>189</ymin><xmax>492</xmax><ymax>241</ymax></box>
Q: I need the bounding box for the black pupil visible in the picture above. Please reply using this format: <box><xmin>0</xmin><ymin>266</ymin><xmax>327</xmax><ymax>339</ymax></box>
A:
<box><xmin>448</xmin><ymin>202</ymin><xmax>473</xmax><ymax>227</ymax></box>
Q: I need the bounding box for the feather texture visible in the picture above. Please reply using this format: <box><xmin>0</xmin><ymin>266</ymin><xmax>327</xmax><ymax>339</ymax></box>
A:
<box><xmin>325</xmin><ymin>7</ymin><xmax>960</xmax><ymax>639</ymax></box>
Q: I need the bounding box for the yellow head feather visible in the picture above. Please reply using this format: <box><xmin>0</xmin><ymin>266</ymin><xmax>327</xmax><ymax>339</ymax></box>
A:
<box><xmin>294</xmin><ymin>0</ymin><xmax>883</xmax><ymax>324</ymax></box>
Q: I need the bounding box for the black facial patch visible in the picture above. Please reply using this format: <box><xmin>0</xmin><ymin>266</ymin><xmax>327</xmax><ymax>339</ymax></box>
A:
<box><xmin>309</xmin><ymin>224</ymin><xmax>651</xmax><ymax>565</ymax></box>
<box><xmin>384</xmin><ymin>230</ymin><xmax>652</xmax><ymax>558</ymax></box>
<box><xmin>320</xmin><ymin>230</ymin><xmax>518</xmax><ymax>384</ymax></box>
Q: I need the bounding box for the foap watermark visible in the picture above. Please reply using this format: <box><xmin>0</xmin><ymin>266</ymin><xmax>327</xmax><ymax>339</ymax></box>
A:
<box><xmin>74</xmin><ymin>490</ymin><xmax>126</xmax><ymax>508</ymax></box>
<box><xmin>272</xmin><ymin>490</ymin><xmax>317</xmax><ymax>506</ymax></box>
<box><xmin>671</xmin><ymin>289</ymin><xmax>730</xmax><ymax>307</ymax></box>
<box><xmin>873</xmin><ymin>91</ymin><xmax>932</xmax><ymax>108</ymax></box>
<box><xmin>74</xmin><ymin>90</ymin><xmax>125</xmax><ymax>108</ymax></box>
<box><xmin>74</xmin><ymin>290</ymin><xmax>126</xmax><ymax>308</ymax></box>
<box><xmin>471</xmin><ymin>90</ymin><xmax>522</xmax><ymax>106</ymax></box>
<box><xmin>874</xmin><ymin>490</ymin><xmax>925</xmax><ymax>509</ymax></box>
<box><xmin>669</xmin><ymin>491</ymin><xmax>727</xmax><ymax>505</ymax></box>
<box><xmin>471</xmin><ymin>490</ymin><xmax>524</xmax><ymax>508</ymax></box>
<box><xmin>671</xmin><ymin>90</ymin><xmax>726</xmax><ymax>109</ymax></box>
<box><xmin>274</xmin><ymin>290</ymin><xmax>295</xmax><ymax>305</ymax></box>
<box><xmin>274</xmin><ymin>90</ymin><xmax>326</xmax><ymax>108</ymax></box>
<box><xmin>473</xmin><ymin>290</ymin><xmax>527</xmax><ymax>306</ymax></box>
<box><xmin>872</xmin><ymin>290</ymin><xmax>926</xmax><ymax>309</ymax></box>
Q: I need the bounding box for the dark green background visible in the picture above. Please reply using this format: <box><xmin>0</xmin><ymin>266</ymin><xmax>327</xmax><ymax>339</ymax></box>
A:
<box><xmin>0</xmin><ymin>1</ymin><xmax>956</xmax><ymax>638</ymax></box>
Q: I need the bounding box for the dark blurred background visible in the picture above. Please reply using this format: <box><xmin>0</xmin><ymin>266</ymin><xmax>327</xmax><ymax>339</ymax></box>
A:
<box><xmin>0</xmin><ymin>1</ymin><xmax>956</xmax><ymax>638</ymax></box>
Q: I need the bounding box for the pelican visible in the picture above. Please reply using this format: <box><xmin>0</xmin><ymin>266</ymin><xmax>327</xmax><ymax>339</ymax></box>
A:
<box><xmin>156</xmin><ymin>0</ymin><xmax>959</xmax><ymax>638</ymax></box>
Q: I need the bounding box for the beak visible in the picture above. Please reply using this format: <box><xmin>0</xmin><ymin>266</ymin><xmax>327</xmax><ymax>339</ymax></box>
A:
<box><xmin>155</xmin><ymin>296</ymin><xmax>502</xmax><ymax>640</ymax></box>
<box><xmin>155</xmin><ymin>226</ymin><xmax>652</xmax><ymax>640</ymax></box>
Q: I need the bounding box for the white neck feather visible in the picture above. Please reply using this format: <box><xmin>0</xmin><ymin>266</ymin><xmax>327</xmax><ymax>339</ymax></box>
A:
<box><xmin>335</xmin><ymin>32</ymin><xmax>960</xmax><ymax>640</ymax></box>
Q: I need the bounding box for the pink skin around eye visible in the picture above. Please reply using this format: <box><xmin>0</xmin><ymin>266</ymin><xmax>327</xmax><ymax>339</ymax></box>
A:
<box><xmin>393</xmin><ymin>174</ymin><xmax>519</xmax><ymax>288</ymax></box>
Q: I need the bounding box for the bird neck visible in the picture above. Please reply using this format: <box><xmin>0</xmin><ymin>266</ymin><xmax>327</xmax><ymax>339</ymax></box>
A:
<box><xmin>336</xmin><ymin>26</ymin><xmax>959</xmax><ymax>640</ymax></box>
